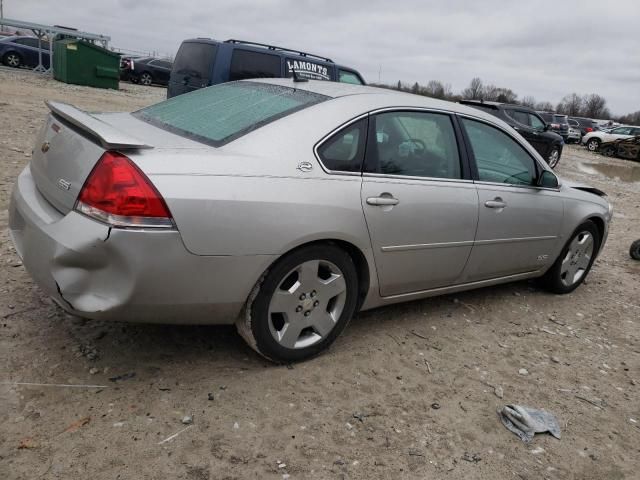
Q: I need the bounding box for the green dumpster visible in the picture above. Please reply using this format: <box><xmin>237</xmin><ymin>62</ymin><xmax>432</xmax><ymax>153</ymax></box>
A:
<box><xmin>53</xmin><ymin>39</ymin><xmax>119</xmax><ymax>90</ymax></box>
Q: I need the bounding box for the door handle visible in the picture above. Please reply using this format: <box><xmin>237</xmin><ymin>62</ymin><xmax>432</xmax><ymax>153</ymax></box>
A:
<box><xmin>484</xmin><ymin>198</ymin><xmax>506</xmax><ymax>209</ymax></box>
<box><xmin>367</xmin><ymin>196</ymin><xmax>399</xmax><ymax>206</ymax></box>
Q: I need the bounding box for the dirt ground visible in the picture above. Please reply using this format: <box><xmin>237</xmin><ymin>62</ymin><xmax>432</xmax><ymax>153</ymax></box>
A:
<box><xmin>0</xmin><ymin>67</ymin><xmax>638</xmax><ymax>480</ymax></box>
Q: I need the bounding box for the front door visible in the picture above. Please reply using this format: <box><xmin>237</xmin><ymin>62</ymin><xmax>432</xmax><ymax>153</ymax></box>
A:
<box><xmin>458</xmin><ymin>117</ymin><xmax>564</xmax><ymax>281</ymax></box>
<box><xmin>361</xmin><ymin>110</ymin><xmax>479</xmax><ymax>296</ymax></box>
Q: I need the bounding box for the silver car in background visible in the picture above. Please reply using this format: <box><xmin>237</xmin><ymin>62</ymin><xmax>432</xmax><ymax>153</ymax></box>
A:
<box><xmin>9</xmin><ymin>79</ymin><xmax>612</xmax><ymax>362</ymax></box>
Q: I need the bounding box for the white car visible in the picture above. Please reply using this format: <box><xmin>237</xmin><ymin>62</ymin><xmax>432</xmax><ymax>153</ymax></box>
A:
<box><xmin>582</xmin><ymin>126</ymin><xmax>640</xmax><ymax>151</ymax></box>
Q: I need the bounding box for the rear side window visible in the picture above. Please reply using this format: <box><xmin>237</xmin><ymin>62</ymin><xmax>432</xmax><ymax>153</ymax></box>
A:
<box><xmin>173</xmin><ymin>42</ymin><xmax>217</xmax><ymax>81</ymax></box>
<box><xmin>339</xmin><ymin>70</ymin><xmax>363</xmax><ymax>85</ymax></box>
<box><xmin>462</xmin><ymin>118</ymin><xmax>536</xmax><ymax>186</ymax></box>
<box><xmin>317</xmin><ymin>119</ymin><xmax>367</xmax><ymax>172</ymax></box>
<box><xmin>230</xmin><ymin>50</ymin><xmax>281</xmax><ymax>81</ymax></box>
<box><xmin>507</xmin><ymin>109</ymin><xmax>529</xmax><ymax>125</ymax></box>
<box><xmin>135</xmin><ymin>81</ymin><xmax>328</xmax><ymax>146</ymax></box>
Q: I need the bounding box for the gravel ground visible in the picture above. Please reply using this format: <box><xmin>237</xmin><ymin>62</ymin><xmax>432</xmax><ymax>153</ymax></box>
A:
<box><xmin>0</xmin><ymin>69</ymin><xmax>639</xmax><ymax>480</ymax></box>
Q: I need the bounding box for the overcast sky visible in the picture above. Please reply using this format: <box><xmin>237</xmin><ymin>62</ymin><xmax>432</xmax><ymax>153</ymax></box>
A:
<box><xmin>5</xmin><ymin>0</ymin><xmax>639</xmax><ymax>115</ymax></box>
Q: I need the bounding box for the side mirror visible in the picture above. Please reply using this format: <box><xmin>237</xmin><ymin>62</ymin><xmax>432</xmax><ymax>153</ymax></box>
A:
<box><xmin>538</xmin><ymin>170</ymin><xmax>559</xmax><ymax>188</ymax></box>
<box><xmin>543</xmin><ymin>124</ymin><xmax>550</xmax><ymax>132</ymax></box>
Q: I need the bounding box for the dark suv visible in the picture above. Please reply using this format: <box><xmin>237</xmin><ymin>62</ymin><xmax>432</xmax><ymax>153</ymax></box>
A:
<box><xmin>569</xmin><ymin>116</ymin><xmax>599</xmax><ymax>136</ymax></box>
<box><xmin>538</xmin><ymin>112</ymin><xmax>569</xmax><ymax>141</ymax></box>
<box><xmin>167</xmin><ymin>38</ymin><xmax>365</xmax><ymax>98</ymax></box>
<box><xmin>460</xmin><ymin>101</ymin><xmax>564</xmax><ymax>168</ymax></box>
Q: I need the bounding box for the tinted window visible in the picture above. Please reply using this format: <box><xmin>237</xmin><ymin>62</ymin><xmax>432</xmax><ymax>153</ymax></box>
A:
<box><xmin>568</xmin><ymin>119</ymin><xmax>579</xmax><ymax>127</ymax></box>
<box><xmin>539</xmin><ymin>113</ymin><xmax>553</xmax><ymax>122</ymax></box>
<box><xmin>339</xmin><ymin>70</ymin><xmax>363</xmax><ymax>85</ymax></box>
<box><xmin>462</xmin><ymin>118</ymin><xmax>536</xmax><ymax>186</ymax></box>
<box><xmin>135</xmin><ymin>82</ymin><xmax>328</xmax><ymax>146</ymax></box>
<box><xmin>154</xmin><ymin>60</ymin><xmax>172</xmax><ymax>69</ymax></box>
<box><xmin>173</xmin><ymin>42</ymin><xmax>217</xmax><ymax>80</ymax></box>
<box><xmin>554</xmin><ymin>115</ymin><xmax>568</xmax><ymax>124</ymax></box>
<box><xmin>368</xmin><ymin>111</ymin><xmax>461</xmax><ymax>179</ymax></box>
<box><xmin>508</xmin><ymin>109</ymin><xmax>529</xmax><ymax>125</ymax></box>
<box><xmin>230</xmin><ymin>50</ymin><xmax>281</xmax><ymax>81</ymax></box>
<box><xmin>528</xmin><ymin>114</ymin><xmax>545</xmax><ymax>130</ymax></box>
<box><xmin>317</xmin><ymin>119</ymin><xmax>366</xmax><ymax>172</ymax></box>
<box><xmin>15</xmin><ymin>37</ymin><xmax>43</xmax><ymax>48</ymax></box>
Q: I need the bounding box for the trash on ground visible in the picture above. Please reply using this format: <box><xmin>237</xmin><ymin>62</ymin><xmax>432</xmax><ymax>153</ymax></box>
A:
<box><xmin>498</xmin><ymin>404</ymin><xmax>561</xmax><ymax>443</ymax></box>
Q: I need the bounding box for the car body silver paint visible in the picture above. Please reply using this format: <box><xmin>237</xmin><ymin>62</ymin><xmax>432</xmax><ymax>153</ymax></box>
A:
<box><xmin>9</xmin><ymin>78</ymin><xmax>611</xmax><ymax>324</ymax></box>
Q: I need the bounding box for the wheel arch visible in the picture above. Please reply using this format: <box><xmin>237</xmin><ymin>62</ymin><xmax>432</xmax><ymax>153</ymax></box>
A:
<box><xmin>266</xmin><ymin>238</ymin><xmax>372</xmax><ymax>312</ymax></box>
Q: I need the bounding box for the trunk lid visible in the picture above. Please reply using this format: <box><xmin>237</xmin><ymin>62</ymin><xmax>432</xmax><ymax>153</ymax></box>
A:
<box><xmin>30</xmin><ymin>102</ymin><xmax>156</xmax><ymax>214</ymax></box>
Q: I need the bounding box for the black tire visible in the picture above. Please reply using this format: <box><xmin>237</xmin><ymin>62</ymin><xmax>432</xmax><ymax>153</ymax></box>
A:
<box><xmin>630</xmin><ymin>240</ymin><xmax>640</xmax><ymax>261</ymax></box>
<box><xmin>539</xmin><ymin>221</ymin><xmax>600</xmax><ymax>294</ymax></box>
<box><xmin>601</xmin><ymin>145</ymin><xmax>616</xmax><ymax>157</ymax></box>
<box><xmin>237</xmin><ymin>244</ymin><xmax>359</xmax><ymax>363</ymax></box>
<box><xmin>139</xmin><ymin>72</ymin><xmax>153</xmax><ymax>86</ymax></box>
<box><xmin>547</xmin><ymin>147</ymin><xmax>561</xmax><ymax>169</ymax></box>
<box><xmin>3</xmin><ymin>51</ymin><xmax>22</xmax><ymax>68</ymax></box>
<box><xmin>586</xmin><ymin>138</ymin><xmax>600</xmax><ymax>152</ymax></box>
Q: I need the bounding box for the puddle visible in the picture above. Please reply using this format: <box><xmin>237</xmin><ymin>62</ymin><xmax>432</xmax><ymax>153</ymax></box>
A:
<box><xmin>577</xmin><ymin>162</ymin><xmax>640</xmax><ymax>183</ymax></box>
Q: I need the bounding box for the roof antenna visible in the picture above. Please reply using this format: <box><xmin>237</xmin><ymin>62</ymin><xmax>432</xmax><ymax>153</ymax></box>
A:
<box><xmin>292</xmin><ymin>69</ymin><xmax>308</xmax><ymax>83</ymax></box>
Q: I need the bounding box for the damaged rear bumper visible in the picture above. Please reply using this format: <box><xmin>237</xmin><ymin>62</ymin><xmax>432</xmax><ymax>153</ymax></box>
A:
<box><xmin>8</xmin><ymin>166</ymin><xmax>276</xmax><ymax>324</ymax></box>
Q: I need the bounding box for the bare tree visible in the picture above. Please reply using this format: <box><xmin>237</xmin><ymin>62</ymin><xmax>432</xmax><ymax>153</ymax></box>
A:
<box><xmin>556</xmin><ymin>93</ymin><xmax>583</xmax><ymax>116</ymax></box>
<box><xmin>582</xmin><ymin>94</ymin><xmax>610</xmax><ymax>119</ymax></box>
<box><xmin>535</xmin><ymin>101</ymin><xmax>554</xmax><ymax>112</ymax></box>
<box><xmin>494</xmin><ymin>88</ymin><xmax>518</xmax><ymax>103</ymax></box>
<box><xmin>462</xmin><ymin>77</ymin><xmax>484</xmax><ymax>100</ymax></box>
<box><xmin>411</xmin><ymin>82</ymin><xmax>420</xmax><ymax>94</ymax></box>
<box><xmin>521</xmin><ymin>96</ymin><xmax>537</xmax><ymax>108</ymax></box>
<box><xmin>423</xmin><ymin>80</ymin><xmax>452</xmax><ymax>100</ymax></box>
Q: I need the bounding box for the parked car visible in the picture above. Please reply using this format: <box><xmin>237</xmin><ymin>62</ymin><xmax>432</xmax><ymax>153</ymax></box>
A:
<box><xmin>167</xmin><ymin>38</ymin><xmax>365</xmax><ymax>98</ymax></box>
<box><xmin>460</xmin><ymin>100</ymin><xmax>564</xmax><ymax>168</ymax></box>
<box><xmin>9</xmin><ymin>79</ymin><xmax>612</xmax><ymax>362</ymax></box>
<box><xmin>122</xmin><ymin>57</ymin><xmax>173</xmax><ymax>86</ymax></box>
<box><xmin>118</xmin><ymin>55</ymin><xmax>146</xmax><ymax>79</ymax></box>
<box><xmin>0</xmin><ymin>35</ymin><xmax>50</xmax><ymax>69</ymax></box>
<box><xmin>569</xmin><ymin>117</ymin><xmax>599</xmax><ymax>137</ymax></box>
<box><xmin>582</xmin><ymin>125</ymin><xmax>640</xmax><ymax>152</ymax></box>
<box><xmin>567</xmin><ymin>119</ymin><xmax>582</xmax><ymax>143</ymax></box>
<box><xmin>599</xmin><ymin>134</ymin><xmax>640</xmax><ymax>160</ymax></box>
<box><xmin>538</xmin><ymin>112</ymin><xmax>569</xmax><ymax>141</ymax></box>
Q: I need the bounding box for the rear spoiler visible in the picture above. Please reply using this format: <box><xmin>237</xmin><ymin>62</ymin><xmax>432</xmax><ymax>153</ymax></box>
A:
<box><xmin>45</xmin><ymin>101</ymin><xmax>153</xmax><ymax>150</ymax></box>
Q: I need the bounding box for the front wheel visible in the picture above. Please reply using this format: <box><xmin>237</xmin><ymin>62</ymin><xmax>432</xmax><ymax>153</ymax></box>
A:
<box><xmin>586</xmin><ymin>138</ymin><xmax>600</xmax><ymax>152</ymax></box>
<box><xmin>237</xmin><ymin>244</ymin><xmax>359</xmax><ymax>363</ymax></box>
<box><xmin>539</xmin><ymin>221</ymin><xmax>600</xmax><ymax>294</ymax></box>
<box><xmin>630</xmin><ymin>240</ymin><xmax>640</xmax><ymax>261</ymax></box>
<box><xmin>547</xmin><ymin>147</ymin><xmax>561</xmax><ymax>168</ymax></box>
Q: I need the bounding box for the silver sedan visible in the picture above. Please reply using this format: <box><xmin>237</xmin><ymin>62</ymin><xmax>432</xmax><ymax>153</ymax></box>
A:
<box><xmin>9</xmin><ymin>79</ymin><xmax>612</xmax><ymax>362</ymax></box>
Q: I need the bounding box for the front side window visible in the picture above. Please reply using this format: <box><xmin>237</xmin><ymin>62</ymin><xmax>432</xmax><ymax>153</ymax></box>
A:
<box><xmin>135</xmin><ymin>81</ymin><xmax>328</xmax><ymax>146</ymax></box>
<box><xmin>339</xmin><ymin>70</ymin><xmax>363</xmax><ymax>85</ymax></box>
<box><xmin>317</xmin><ymin>119</ymin><xmax>367</xmax><ymax>172</ymax></box>
<box><xmin>366</xmin><ymin>111</ymin><xmax>461</xmax><ymax>179</ymax></box>
<box><xmin>507</xmin><ymin>109</ymin><xmax>529</xmax><ymax>126</ymax></box>
<box><xmin>229</xmin><ymin>50</ymin><xmax>281</xmax><ymax>81</ymax></box>
<box><xmin>15</xmin><ymin>37</ymin><xmax>40</xmax><ymax>48</ymax></box>
<box><xmin>461</xmin><ymin>118</ymin><xmax>537</xmax><ymax>186</ymax></box>
<box><xmin>528</xmin><ymin>113</ymin><xmax>546</xmax><ymax>131</ymax></box>
<box><xmin>611</xmin><ymin>127</ymin><xmax>631</xmax><ymax>135</ymax></box>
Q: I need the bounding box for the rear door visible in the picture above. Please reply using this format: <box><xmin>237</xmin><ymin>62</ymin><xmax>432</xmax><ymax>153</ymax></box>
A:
<box><xmin>459</xmin><ymin>116</ymin><xmax>563</xmax><ymax>281</ymax></box>
<box><xmin>360</xmin><ymin>110</ymin><xmax>478</xmax><ymax>296</ymax></box>
<box><xmin>168</xmin><ymin>41</ymin><xmax>218</xmax><ymax>98</ymax></box>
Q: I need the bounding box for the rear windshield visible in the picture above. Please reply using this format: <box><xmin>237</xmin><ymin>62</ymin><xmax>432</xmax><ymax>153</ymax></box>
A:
<box><xmin>553</xmin><ymin>115</ymin><xmax>568</xmax><ymax>123</ymax></box>
<box><xmin>134</xmin><ymin>81</ymin><xmax>328</xmax><ymax>146</ymax></box>
<box><xmin>173</xmin><ymin>42</ymin><xmax>217</xmax><ymax>81</ymax></box>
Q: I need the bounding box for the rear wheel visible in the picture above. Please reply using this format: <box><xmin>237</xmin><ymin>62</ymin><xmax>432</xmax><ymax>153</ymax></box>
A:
<box><xmin>237</xmin><ymin>244</ymin><xmax>359</xmax><ymax>363</ymax></box>
<box><xmin>139</xmin><ymin>72</ymin><xmax>153</xmax><ymax>86</ymax></box>
<box><xmin>586</xmin><ymin>138</ymin><xmax>600</xmax><ymax>152</ymax></box>
<box><xmin>547</xmin><ymin>147</ymin><xmax>560</xmax><ymax>168</ymax></box>
<box><xmin>601</xmin><ymin>145</ymin><xmax>616</xmax><ymax>157</ymax></box>
<box><xmin>630</xmin><ymin>240</ymin><xmax>640</xmax><ymax>261</ymax></box>
<box><xmin>3</xmin><ymin>52</ymin><xmax>22</xmax><ymax>68</ymax></box>
<box><xmin>539</xmin><ymin>221</ymin><xmax>600</xmax><ymax>294</ymax></box>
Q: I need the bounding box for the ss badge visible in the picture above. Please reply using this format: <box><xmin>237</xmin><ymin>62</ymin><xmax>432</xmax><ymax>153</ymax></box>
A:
<box><xmin>57</xmin><ymin>178</ymin><xmax>71</xmax><ymax>191</ymax></box>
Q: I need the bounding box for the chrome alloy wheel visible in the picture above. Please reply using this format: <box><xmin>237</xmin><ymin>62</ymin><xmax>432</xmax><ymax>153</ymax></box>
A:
<box><xmin>6</xmin><ymin>53</ymin><xmax>20</xmax><ymax>67</ymax></box>
<box><xmin>140</xmin><ymin>73</ymin><xmax>152</xmax><ymax>86</ymax></box>
<box><xmin>587</xmin><ymin>139</ymin><xmax>599</xmax><ymax>151</ymax></box>
<box><xmin>560</xmin><ymin>231</ymin><xmax>594</xmax><ymax>287</ymax></box>
<box><xmin>548</xmin><ymin>148</ymin><xmax>560</xmax><ymax>168</ymax></box>
<box><xmin>267</xmin><ymin>259</ymin><xmax>347</xmax><ymax>349</ymax></box>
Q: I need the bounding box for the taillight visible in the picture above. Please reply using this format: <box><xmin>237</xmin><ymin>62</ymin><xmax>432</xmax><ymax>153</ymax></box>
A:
<box><xmin>585</xmin><ymin>127</ymin><xmax>593</xmax><ymax>133</ymax></box>
<box><xmin>75</xmin><ymin>151</ymin><xmax>174</xmax><ymax>228</ymax></box>
<box><xmin>551</xmin><ymin>123</ymin><xmax>560</xmax><ymax>129</ymax></box>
